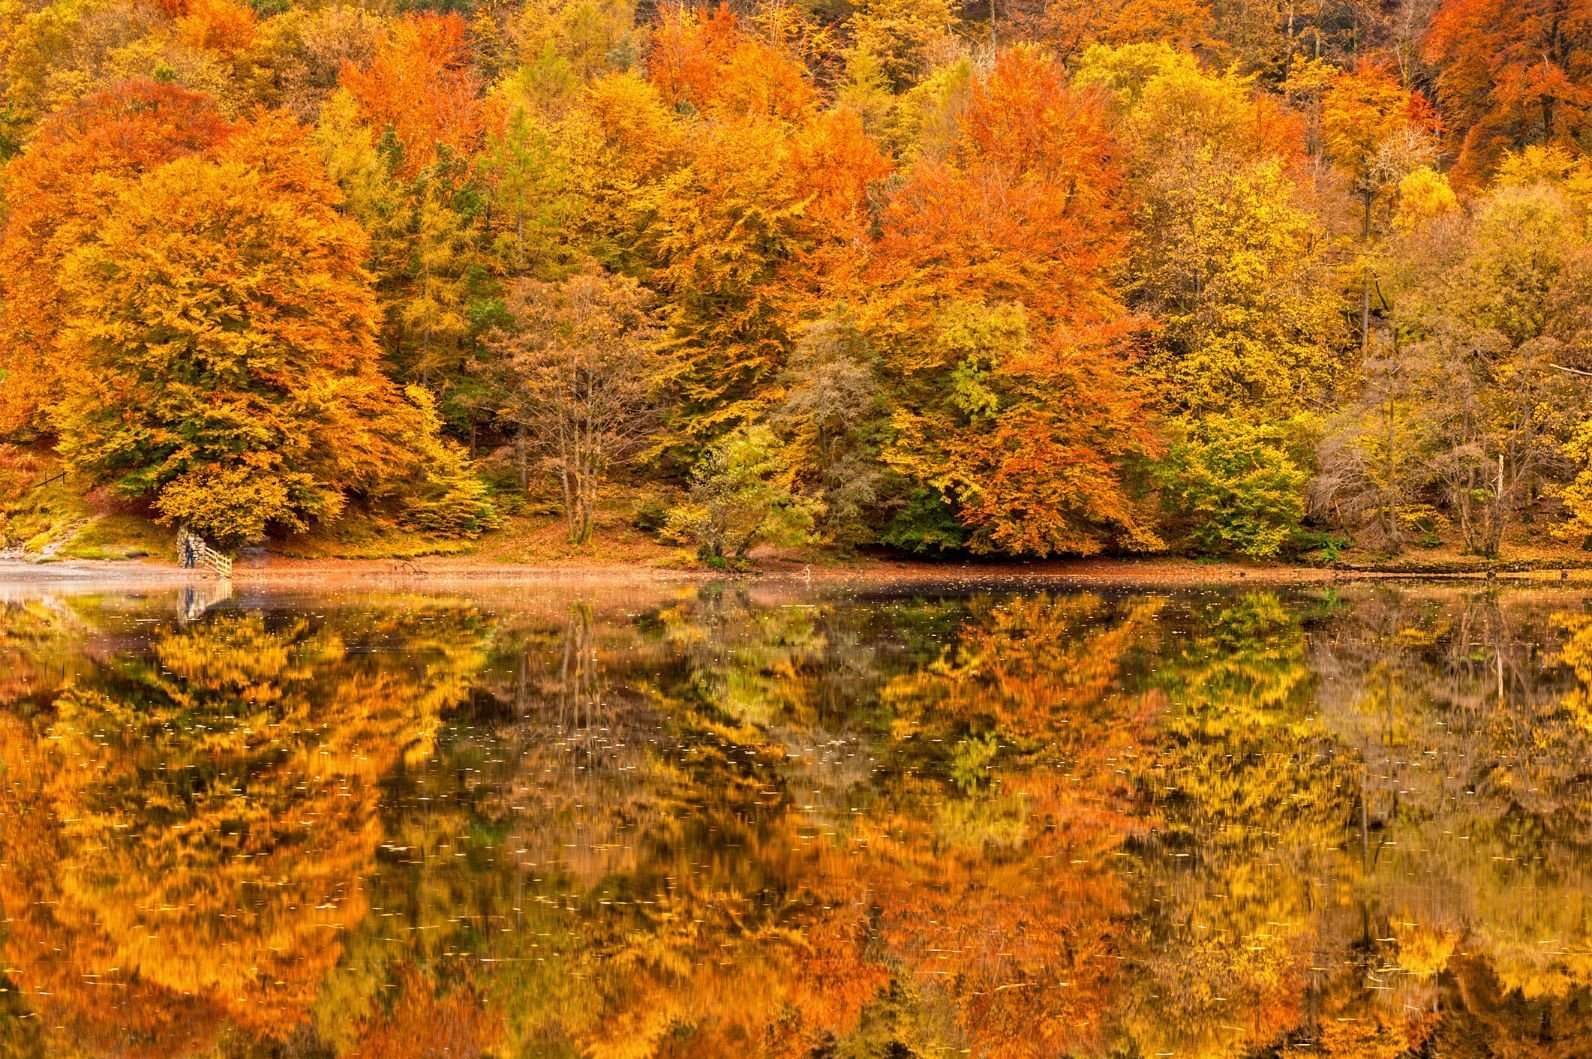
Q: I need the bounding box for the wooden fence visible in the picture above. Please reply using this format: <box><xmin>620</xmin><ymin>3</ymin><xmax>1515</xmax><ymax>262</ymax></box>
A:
<box><xmin>177</xmin><ymin>528</ymin><xmax>232</xmax><ymax>579</ymax></box>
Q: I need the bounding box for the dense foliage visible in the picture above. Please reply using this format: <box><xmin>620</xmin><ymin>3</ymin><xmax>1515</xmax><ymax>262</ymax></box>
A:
<box><xmin>2</xmin><ymin>0</ymin><xmax>1591</xmax><ymax>557</ymax></box>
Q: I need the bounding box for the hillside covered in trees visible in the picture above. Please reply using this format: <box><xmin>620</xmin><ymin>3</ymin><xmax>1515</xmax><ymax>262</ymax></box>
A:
<box><xmin>1</xmin><ymin>0</ymin><xmax>1590</xmax><ymax>564</ymax></box>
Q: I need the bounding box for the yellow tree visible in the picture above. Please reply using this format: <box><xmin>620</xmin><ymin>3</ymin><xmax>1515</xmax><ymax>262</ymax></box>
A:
<box><xmin>1321</xmin><ymin>65</ymin><xmax>1440</xmax><ymax>347</ymax></box>
<box><xmin>52</xmin><ymin>112</ymin><xmax>477</xmax><ymax>545</ymax></box>
<box><xmin>1077</xmin><ymin>46</ymin><xmax>1341</xmax><ymax>557</ymax></box>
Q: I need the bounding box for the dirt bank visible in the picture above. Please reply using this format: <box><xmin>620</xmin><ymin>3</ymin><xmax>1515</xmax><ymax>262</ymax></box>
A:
<box><xmin>10</xmin><ymin>552</ymin><xmax>1577</xmax><ymax>594</ymax></box>
<box><xmin>10</xmin><ymin>546</ymin><xmax>1592</xmax><ymax>596</ymax></box>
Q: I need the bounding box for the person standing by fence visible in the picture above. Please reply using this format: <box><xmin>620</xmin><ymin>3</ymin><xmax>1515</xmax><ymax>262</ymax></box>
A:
<box><xmin>176</xmin><ymin>527</ymin><xmax>233</xmax><ymax>579</ymax></box>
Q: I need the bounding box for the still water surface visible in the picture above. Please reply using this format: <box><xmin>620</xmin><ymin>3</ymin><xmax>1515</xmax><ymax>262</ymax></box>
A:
<box><xmin>1</xmin><ymin>581</ymin><xmax>1589</xmax><ymax>1057</ymax></box>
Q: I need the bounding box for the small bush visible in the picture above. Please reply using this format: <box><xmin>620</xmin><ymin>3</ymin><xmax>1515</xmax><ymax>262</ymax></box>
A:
<box><xmin>664</xmin><ymin>426</ymin><xmax>815</xmax><ymax>565</ymax></box>
<box><xmin>1158</xmin><ymin>416</ymin><xmax>1311</xmax><ymax>560</ymax></box>
<box><xmin>632</xmin><ymin>499</ymin><xmax>669</xmax><ymax>534</ymax></box>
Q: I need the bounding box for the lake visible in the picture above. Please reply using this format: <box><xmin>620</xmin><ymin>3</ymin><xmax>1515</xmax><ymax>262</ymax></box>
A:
<box><xmin>1</xmin><ymin>579</ymin><xmax>1589</xmax><ymax>1057</ymax></box>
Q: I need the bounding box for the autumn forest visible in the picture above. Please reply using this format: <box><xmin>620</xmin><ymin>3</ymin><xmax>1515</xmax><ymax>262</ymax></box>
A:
<box><xmin>1</xmin><ymin>0</ymin><xmax>1591</xmax><ymax>562</ymax></box>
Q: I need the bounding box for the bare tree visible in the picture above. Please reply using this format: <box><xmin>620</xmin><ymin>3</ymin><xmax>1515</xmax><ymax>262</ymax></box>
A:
<box><xmin>1312</xmin><ymin>335</ymin><xmax>1442</xmax><ymax>554</ymax></box>
<box><xmin>490</xmin><ymin>264</ymin><xmax>664</xmax><ymax>544</ymax></box>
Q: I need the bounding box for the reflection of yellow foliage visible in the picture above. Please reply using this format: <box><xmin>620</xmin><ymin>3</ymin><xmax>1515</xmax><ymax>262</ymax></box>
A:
<box><xmin>0</xmin><ymin>605</ymin><xmax>490</xmax><ymax>1052</ymax></box>
<box><xmin>0</xmin><ymin>711</ymin><xmax>228</xmax><ymax>1059</ymax></box>
<box><xmin>1127</xmin><ymin>591</ymin><xmax>1348</xmax><ymax>1058</ymax></box>
<box><xmin>1394</xmin><ymin>921</ymin><xmax>1457</xmax><ymax>978</ymax></box>
<box><xmin>1317</xmin><ymin>1016</ymin><xmax>1420</xmax><ymax>1058</ymax></box>
<box><xmin>1553</xmin><ymin>612</ymin><xmax>1592</xmax><ymax>733</ymax></box>
<box><xmin>0</xmin><ymin>598</ymin><xmax>90</xmax><ymax>705</ymax></box>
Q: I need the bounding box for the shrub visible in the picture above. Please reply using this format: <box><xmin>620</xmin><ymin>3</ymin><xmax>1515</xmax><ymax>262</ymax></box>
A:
<box><xmin>664</xmin><ymin>426</ymin><xmax>815</xmax><ymax>565</ymax></box>
<box><xmin>1158</xmin><ymin>416</ymin><xmax>1311</xmax><ymax>560</ymax></box>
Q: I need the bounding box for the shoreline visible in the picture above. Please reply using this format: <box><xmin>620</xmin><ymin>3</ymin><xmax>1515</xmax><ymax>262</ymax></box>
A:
<box><xmin>3</xmin><ymin>553</ymin><xmax>1591</xmax><ymax>592</ymax></box>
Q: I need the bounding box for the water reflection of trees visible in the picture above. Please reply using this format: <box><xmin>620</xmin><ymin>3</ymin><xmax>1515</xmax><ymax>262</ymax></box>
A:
<box><xmin>1123</xmin><ymin>590</ymin><xmax>1362</xmax><ymax>1057</ymax></box>
<box><xmin>5</xmin><ymin>585</ymin><xmax>1592</xmax><ymax>1057</ymax></box>
<box><xmin>0</xmin><ymin>596</ymin><xmax>91</xmax><ymax>708</ymax></box>
<box><xmin>317</xmin><ymin>589</ymin><xmax>1170</xmax><ymax>1057</ymax></box>
<box><xmin>1311</xmin><ymin>587</ymin><xmax>1592</xmax><ymax>1056</ymax></box>
<box><xmin>0</xmin><ymin>602</ymin><xmax>492</xmax><ymax>1057</ymax></box>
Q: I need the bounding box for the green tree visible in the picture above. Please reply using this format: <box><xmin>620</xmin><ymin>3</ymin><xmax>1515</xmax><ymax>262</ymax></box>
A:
<box><xmin>774</xmin><ymin>308</ymin><xmax>889</xmax><ymax>550</ymax></box>
<box><xmin>1158</xmin><ymin>415</ymin><xmax>1311</xmax><ymax>558</ymax></box>
<box><xmin>665</xmin><ymin>425</ymin><xmax>815</xmax><ymax>565</ymax></box>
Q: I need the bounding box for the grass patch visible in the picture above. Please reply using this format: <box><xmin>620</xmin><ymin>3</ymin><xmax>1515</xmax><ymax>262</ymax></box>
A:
<box><xmin>463</xmin><ymin>481</ymin><xmax>681</xmax><ymax>566</ymax></box>
<box><xmin>272</xmin><ymin>511</ymin><xmax>478</xmax><ymax>560</ymax></box>
<box><xmin>58</xmin><ymin>515</ymin><xmax>172</xmax><ymax>560</ymax></box>
<box><xmin>0</xmin><ymin>446</ymin><xmax>97</xmax><ymax>554</ymax></box>
<box><xmin>467</xmin><ymin>512</ymin><xmax>678</xmax><ymax>566</ymax></box>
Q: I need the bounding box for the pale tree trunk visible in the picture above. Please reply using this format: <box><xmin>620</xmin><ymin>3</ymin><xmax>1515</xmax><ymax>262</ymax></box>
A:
<box><xmin>1380</xmin><ymin>390</ymin><xmax>1399</xmax><ymax>551</ymax></box>
<box><xmin>1482</xmin><ymin>452</ymin><xmax>1505</xmax><ymax>558</ymax></box>
<box><xmin>1360</xmin><ymin>190</ymin><xmax>1374</xmax><ymax>351</ymax></box>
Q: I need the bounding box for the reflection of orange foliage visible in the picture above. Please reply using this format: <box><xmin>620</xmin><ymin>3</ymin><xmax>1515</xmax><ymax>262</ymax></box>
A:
<box><xmin>487</xmin><ymin>603</ymin><xmax>890</xmax><ymax>1055</ymax></box>
<box><xmin>543</xmin><ymin>591</ymin><xmax>1166</xmax><ymax>1057</ymax></box>
<box><xmin>855</xmin><ymin>594</ymin><xmax>1162</xmax><ymax>1055</ymax></box>
<box><xmin>0</xmin><ymin>712</ymin><xmax>228</xmax><ymax>1059</ymax></box>
<box><xmin>887</xmin><ymin>594</ymin><xmax>1163</xmax><ymax>737</ymax></box>
<box><xmin>532</xmin><ymin>796</ymin><xmax>888</xmax><ymax>1055</ymax></box>
<box><xmin>0</xmin><ymin>609</ymin><xmax>485</xmax><ymax>1051</ymax></box>
<box><xmin>581</xmin><ymin>902</ymin><xmax>888</xmax><ymax>1059</ymax></box>
<box><xmin>347</xmin><ymin>965</ymin><xmax>503</xmax><ymax>1059</ymax></box>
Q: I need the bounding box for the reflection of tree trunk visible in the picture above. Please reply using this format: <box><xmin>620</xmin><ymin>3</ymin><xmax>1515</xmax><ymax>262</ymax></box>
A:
<box><xmin>558</xmin><ymin>603</ymin><xmax>598</xmax><ymax>731</ymax></box>
<box><xmin>515</xmin><ymin>650</ymin><xmax>528</xmax><ymax>719</ymax></box>
<box><xmin>1360</xmin><ymin>769</ymin><xmax>1371</xmax><ymax>870</ymax></box>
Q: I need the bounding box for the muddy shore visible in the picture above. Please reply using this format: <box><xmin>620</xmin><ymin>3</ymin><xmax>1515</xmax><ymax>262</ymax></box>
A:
<box><xmin>5</xmin><ymin>553</ymin><xmax>1585</xmax><ymax>593</ymax></box>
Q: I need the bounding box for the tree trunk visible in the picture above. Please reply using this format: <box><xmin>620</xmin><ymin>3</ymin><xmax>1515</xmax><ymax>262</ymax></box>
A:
<box><xmin>1360</xmin><ymin>190</ymin><xmax>1374</xmax><ymax>351</ymax></box>
<box><xmin>1484</xmin><ymin>452</ymin><xmax>1505</xmax><ymax>558</ymax></box>
<box><xmin>1381</xmin><ymin>390</ymin><xmax>1399</xmax><ymax>552</ymax></box>
<box><xmin>517</xmin><ymin>427</ymin><xmax>528</xmax><ymax>492</ymax></box>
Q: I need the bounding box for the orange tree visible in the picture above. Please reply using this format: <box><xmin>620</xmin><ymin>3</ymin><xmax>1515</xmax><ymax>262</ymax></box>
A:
<box><xmin>1425</xmin><ymin>0</ymin><xmax>1592</xmax><ymax>183</ymax></box>
<box><xmin>51</xmin><ymin>112</ymin><xmax>489</xmax><ymax>546</ymax></box>
<box><xmin>870</xmin><ymin>46</ymin><xmax>1163</xmax><ymax>556</ymax></box>
<box><xmin>0</xmin><ymin>80</ymin><xmax>229</xmax><ymax>437</ymax></box>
